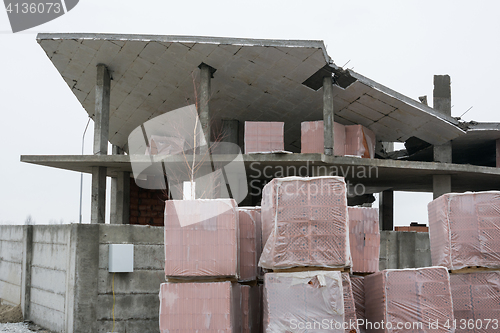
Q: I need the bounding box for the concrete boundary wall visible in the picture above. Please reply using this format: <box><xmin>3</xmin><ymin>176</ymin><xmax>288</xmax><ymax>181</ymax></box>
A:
<box><xmin>0</xmin><ymin>226</ymin><xmax>25</xmax><ymax>306</ymax></box>
<box><xmin>379</xmin><ymin>231</ymin><xmax>432</xmax><ymax>270</ymax></box>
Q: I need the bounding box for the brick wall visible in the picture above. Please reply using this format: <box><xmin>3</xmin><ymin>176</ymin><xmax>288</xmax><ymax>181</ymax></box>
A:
<box><xmin>129</xmin><ymin>179</ymin><xmax>168</xmax><ymax>226</ymax></box>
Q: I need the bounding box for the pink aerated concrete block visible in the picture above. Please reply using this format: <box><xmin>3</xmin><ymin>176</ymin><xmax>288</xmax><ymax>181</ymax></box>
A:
<box><xmin>159</xmin><ymin>281</ymin><xmax>241</xmax><ymax>332</ymax></box>
<box><xmin>263</xmin><ymin>271</ymin><xmax>344</xmax><ymax>332</ymax></box>
<box><xmin>450</xmin><ymin>271</ymin><xmax>500</xmax><ymax>333</ymax></box>
<box><xmin>345</xmin><ymin>125</ymin><xmax>376</xmax><ymax>158</ymax></box>
<box><xmin>365</xmin><ymin>267</ymin><xmax>454</xmax><ymax>333</ymax></box>
<box><xmin>164</xmin><ymin>199</ymin><xmax>240</xmax><ymax>278</ymax></box>
<box><xmin>300</xmin><ymin>121</ymin><xmax>346</xmax><ymax>155</ymax></box>
<box><xmin>342</xmin><ymin>272</ymin><xmax>360</xmax><ymax>333</ymax></box>
<box><xmin>428</xmin><ymin>191</ymin><xmax>500</xmax><ymax>270</ymax></box>
<box><xmin>351</xmin><ymin>275</ymin><xmax>366</xmax><ymax>333</ymax></box>
<box><xmin>259</xmin><ymin>176</ymin><xmax>351</xmax><ymax>270</ymax></box>
<box><xmin>238</xmin><ymin>207</ymin><xmax>262</xmax><ymax>281</ymax></box>
<box><xmin>244</xmin><ymin>121</ymin><xmax>284</xmax><ymax>154</ymax></box>
<box><xmin>349</xmin><ymin>207</ymin><xmax>380</xmax><ymax>273</ymax></box>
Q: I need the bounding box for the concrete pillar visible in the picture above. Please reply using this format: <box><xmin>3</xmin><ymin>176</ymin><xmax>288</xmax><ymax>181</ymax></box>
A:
<box><xmin>379</xmin><ymin>190</ymin><xmax>394</xmax><ymax>231</ymax></box>
<box><xmin>219</xmin><ymin>119</ymin><xmax>240</xmax><ymax>154</ymax></box>
<box><xmin>91</xmin><ymin>64</ymin><xmax>110</xmax><ymax>224</ymax></box>
<box><xmin>433</xmin><ymin>174</ymin><xmax>451</xmax><ymax>199</ymax></box>
<box><xmin>323</xmin><ymin>76</ymin><xmax>335</xmax><ymax>155</ymax></box>
<box><xmin>20</xmin><ymin>225</ymin><xmax>33</xmax><ymax>320</ymax></box>
<box><xmin>433</xmin><ymin>75</ymin><xmax>451</xmax><ymax>116</ymax></box>
<box><xmin>496</xmin><ymin>139</ymin><xmax>500</xmax><ymax>167</ymax></box>
<box><xmin>199</xmin><ymin>63</ymin><xmax>214</xmax><ymax>146</ymax></box>
<box><xmin>110</xmin><ymin>146</ymin><xmax>130</xmax><ymax>224</ymax></box>
<box><xmin>433</xmin><ymin>141</ymin><xmax>452</xmax><ymax>163</ymax></box>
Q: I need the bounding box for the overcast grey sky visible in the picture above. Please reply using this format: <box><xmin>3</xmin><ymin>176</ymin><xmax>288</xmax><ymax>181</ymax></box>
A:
<box><xmin>1</xmin><ymin>0</ymin><xmax>498</xmax><ymax>225</ymax></box>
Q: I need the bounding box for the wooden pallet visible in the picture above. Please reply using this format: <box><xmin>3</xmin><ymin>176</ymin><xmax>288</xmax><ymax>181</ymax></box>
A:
<box><xmin>268</xmin><ymin>266</ymin><xmax>350</xmax><ymax>274</ymax></box>
<box><xmin>449</xmin><ymin>266</ymin><xmax>500</xmax><ymax>274</ymax></box>
<box><xmin>350</xmin><ymin>271</ymin><xmax>375</xmax><ymax>277</ymax></box>
<box><xmin>165</xmin><ymin>276</ymin><xmax>239</xmax><ymax>283</ymax></box>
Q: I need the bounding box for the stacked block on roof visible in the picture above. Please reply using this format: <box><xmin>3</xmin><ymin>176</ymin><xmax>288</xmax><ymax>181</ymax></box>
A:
<box><xmin>244</xmin><ymin>121</ymin><xmax>284</xmax><ymax>154</ymax></box>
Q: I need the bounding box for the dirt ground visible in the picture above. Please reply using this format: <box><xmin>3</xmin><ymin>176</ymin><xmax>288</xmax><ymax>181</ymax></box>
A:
<box><xmin>0</xmin><ymin>304</ymin><xmax>23</xmax><ymax>324</ymax></box>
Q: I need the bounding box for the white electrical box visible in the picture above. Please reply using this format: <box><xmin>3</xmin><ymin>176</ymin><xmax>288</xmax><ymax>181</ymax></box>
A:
<box><xmin>109</xmin><ymin>244</ymin><xmax>134</xmax><ymax>273</ymax></box>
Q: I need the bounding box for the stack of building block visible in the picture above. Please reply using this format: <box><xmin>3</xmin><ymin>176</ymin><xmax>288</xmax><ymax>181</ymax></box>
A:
<box><xmin>263</xmin><ymin>271</ymin><xmax>345</xmax><ymax>332</ymax></box>
<box><xmin>344</xmin><ymin>125</ymin><xmax>376</xmax><ymax>158</ymax></box>
<box><xmin>365</xmin><ymin>267</ymin><xmax>455</xmax><ymax>333</ymax></box>
<box><xmin>349</xmin><ymin>207</ymin><xmax>380</xmax><ymax>274</ymax></box>
<box><xmin>259</xmin><ymin>176</ymin><xmax>351</xmax><ymax>270</ymax></box>
<box><xmin>244</xmin><ymin>121</ymin><xmax>284</xmax><ymax>154</ymax></box>
<box><xmin>241</xmin><ymin>284</ymin><xmax>262</xmax><ymax>333</ymax></box>
<box><xmin>350</xmin><ymin>275</ymin><xmax>366</xmax><ymax>333</ymax></box>
<box><xmin>342</xmin><ymin>273</ymin><xmax>360</xmax><ymax>333</ymax></box>
<box><xmin>428</xmin><ymin>191</ymin><xmax>500</xmax><ymax>270</ymax></box>
<box><xmin>160</xmin><ymin>199</ymin><xmax>260</xmax><ymax>332</ymax></box>
<box><xmin>301</xmin><ymin>120</ymin><xmax>346</xmax><ymax>155</ymax></box>
<box><xmin>300</xmin><ymin>121</ymin><xmax>376</xmax><ymax>158</ymax></box>
<box><xmin>449</xmin><ymin>271</ymin><xmax>500</xmax><ymax>333</ymax></box>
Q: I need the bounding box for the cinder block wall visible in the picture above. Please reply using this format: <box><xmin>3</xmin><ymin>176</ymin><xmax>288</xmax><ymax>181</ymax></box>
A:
<box><xmin>29</xmin><ymin>225</ymin><xmax>71</xmax><ymax>332</ymax></box>
<box><xmin>0</xmin><ymin>226</ymin><xmax>25</xmax><ymax>306</ymax></box>
<box><xmin>379</xmin><ymin>231</ymin><xmax>432</xmax><ymax>270</ymax></box>
<box><xmin>96</xmin><ymin>224</ymin><xmax>165</xmax><ymax>333</ymax></box>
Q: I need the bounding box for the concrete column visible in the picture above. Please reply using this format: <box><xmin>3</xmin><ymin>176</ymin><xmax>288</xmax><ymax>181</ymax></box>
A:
<box><xmin>20</xmin><ymin>225</ymin><xmax>33</xmax><ymax>320</ymax></box>
<box><xmin>323</xmin><ymin>76</ymin><xmax>335</xmax><ymax>155</ymax></box>
<box><xmin>432</xmin><ymin>75</ymin><xmax>453</xmax><ymax>163</ymax></box>
<box><xmin>219</xmin><ymin>119</ymin><xmax>240</xmax><ymax>154</ymax></box>
<box><xmin>91</xmin><ymin>64</ymin><xmax>110</xmax><ymax>224</ymax></box>
<box><xmin>433</xmin><ymin>174</ymin><xmax>451</xmax><ymax>199</ymax></box>
<box><xmin>110</xmin><ymin>146</ymin><xmax>130</xmax><ymax>224</ymax></box>
<box><xmin>496</xmin><ymin>139</ymin><xmax>500</xmax><ymax>167</ymax></box>
<box><xmin>379</xmin><ymin>190</ymin><xmax>394</xmax><ymax>231</ymax></box>
<box><xmin>199</xmin><ymin>63</ymin><xmax>214</xmax><ymax>146</ymax></box>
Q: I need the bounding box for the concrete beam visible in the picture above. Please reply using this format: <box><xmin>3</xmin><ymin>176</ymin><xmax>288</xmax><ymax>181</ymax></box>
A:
<box><xmin>91</xmin><ymin>166</ymin><xmax>106</xmax><ymax>224</ymax></box>
<box><xmin>323</xmin><ymin>76</ymin><xmax>334</xmax><ymax>155</ymax></box>
<box><xmin>433</xmin><ymin>174</ymin><xmax>451</xmax><ymax>199</ymax></box>
<box><xmin>93</xmin><ymin>64</ymin><xmax>110</xmax><ymax>155</ymax></box>
<box><xmin>110</xmin><ymin>146</ymin><xmax>130</xmax><ymax>224</ymax></box>
<box><xmin>379</xmin><ymin>190</ymin><xmax>394</xmax><ymax>231</ymax></box>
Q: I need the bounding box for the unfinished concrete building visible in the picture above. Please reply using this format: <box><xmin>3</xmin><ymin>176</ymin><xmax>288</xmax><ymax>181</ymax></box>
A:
<box><xmin>1</xmin><ymin>33</ymin><xmax>500</xmax><ymax>332</ymax></box>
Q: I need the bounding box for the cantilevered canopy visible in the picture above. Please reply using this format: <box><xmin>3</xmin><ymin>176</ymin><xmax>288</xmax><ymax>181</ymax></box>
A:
<box><xmin>37</xmin><ymin>33</ymin><xmax>465</xmax><ymax>151</ymax></box>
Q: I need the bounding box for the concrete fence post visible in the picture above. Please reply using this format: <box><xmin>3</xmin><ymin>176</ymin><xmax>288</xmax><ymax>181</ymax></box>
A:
<box><xmin>20</xmin><ymin>225</ymin><xmax>33</xmax><ymax>320</ymax></box>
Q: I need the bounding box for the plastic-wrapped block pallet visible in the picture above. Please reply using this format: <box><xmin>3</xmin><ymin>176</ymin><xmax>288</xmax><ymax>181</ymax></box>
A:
<box><xmin>263</xmin><ymin>271</ymin><xmax>344</xmax><ymax>332</ymax></box>
<box><xmin>238</xmin><ymin>207</ymin><xmax>262</xmax><ymax>281</ymax></box>
<box><xmin>241</xmin><ymin>284</ymin><xmax>262</xmax><ymax>333</ymax></box>
<box><xmin>259</xmin><ymin>176</ymin><xmax>351</xmax><ymax>270</ymax></box>
<box><xmin>244</xmin><ymin>121</ymin><xmax>284</xmax><ymax>154</ymax></box>
<box><xmin>164</xmin><ymin>199</ymin><xmax>254</xmax><ymax>280</ymax></box>
<box><xmin>159</xmin><ymin>281</ymin><xmax>241</xmax><ymax>332</ymax></box>
<box><xmin>345</xmin><ymin>125</ymin><xmax>376</xmax><ymax>158</ymax></box>
<box><xmin>300</xmin><ymin>121</ymin><xmax>346</xmax><ymax>156</ymax></box>
<box><xmin>428</xmin><ymin>191</ymin><xmax>500</xmax><ymax>270</ymax></box>
<box><xmin>349</xmin><ymin>207</ymin><xmax>380</xmax><ymax>273</ymax></box>
<box><xmin>365</xmin><ymin>267</ymin><xmax>455</xmax><ymax>333</ymax></box>
<box><xmin>450</xmin><ymin>271</ymin><xmax>500</xmax><ymax>333</ymax></box>
<box><xmin>351</xmin><ymin>275</ymin><xmax>366</xmax><ymax>333</ymax></box>
<box><xmin>342</xmin><ymin>272</ymin><xmax>360</xmax><ymax>333</ymax></box>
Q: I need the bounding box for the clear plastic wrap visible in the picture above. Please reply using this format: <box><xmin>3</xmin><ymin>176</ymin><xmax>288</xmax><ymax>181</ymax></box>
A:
<box><xmin>345</xmin><ymin>125</ymin><xmax>376</xmax><ymax>158</ymax></box>
<box><xmin>164</xmin><ymin>199</ymin><xmax>240</xmax><ymax>278</ymax></box>
<box><xmin>365</xmin><ymin>267</ymin><xmax>455</xmax><ymax>333</ymax></box>
<box><xmin>263</xmin><ymin>271</ymin><xmax>345</xmax><ymax>332</ymax></box>
<box><xmin>342</xmin><ymin>272</ymin><xmax>360</xmax><ymax>333</ymax></box>
<box><xmin>244</xmin><ymin>121</ymin><xmax>284</xmax><ymax>154</ymax></box>
<box><xmin>300</xmin><ymin>121</ymin><xmax>346</xmax><ymax>156</ymax></box>
<box><xmin>428</xmin><ymin>191</ymin><xmax>500</xmax><ymax>270</ymax></box>
<box><xmin>238</xmin><ymin>207</ymin><xmax>262</xmax><ymax>281</ymax></box>
<box><xmin>350</xmin><ymin>275</ymin><xmax>366</xmax><ymax>333</ymax></box>
<box><xmin>349</xmin><ymin>207</ymin><xmax>380</xmax><ymax>273</ymax></box>
<box><xmin>159</xmin><ymin>281</ymin><xmax>241</xmax><ymax>332</ymax></box>
<box><xmin>259</xmin><ymin>176</ymin><xmax>351</xmax><ymax>270</ymax></box>
<box><xmin>241</xmin><ymin>284</ymin><xmax>262</xmax><ymax>333</ymax></box>
<box><xmin>450</xmin><ymin>271</ymin><xmax>500</xmax><ymax>333</ymax></box>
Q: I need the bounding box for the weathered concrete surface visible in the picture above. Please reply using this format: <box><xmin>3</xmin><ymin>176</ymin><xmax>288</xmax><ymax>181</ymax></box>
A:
<box><xmin>433</xmin><ymin>141</ymin><xmax>452</xmax><ymax>163</ymax></box>
<box><xmin>433</xmin><ymin>174</ymin><xmax>451</xmax><ymax>199</ymax></box>
<box><xmin>0</xmin><ymin>226</ymin><xmax>24</xmax><ymax>307</ymax></box>
<box><xmin>91</xmin><ymin>166</ymin><xmax>107</xmax><ymax>224</ymax></box>
<box><xmin>379</xmin><ymin>231</ymin><xmax>432</xmax><ymax>270</ymax></box>
<box><xmin>323</xmin><ymin>76</ymin><xmax>335</xmax><ymax>155</ymax></box>
<box><xmin>433</xmin><ymin>75</ymin><xmax>451</xmax><ymax>116</ymax></box>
